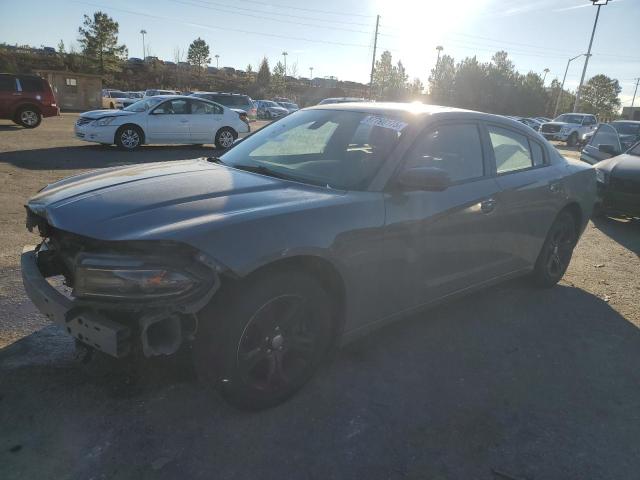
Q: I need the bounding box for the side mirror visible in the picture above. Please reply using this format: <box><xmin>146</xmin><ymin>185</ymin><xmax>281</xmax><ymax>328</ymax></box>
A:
<box><xmin>598</xmin><ymin>144</ymin><xmax>619</xmax><ymax>156</ymax></box>
<box><xmin>397</xmin><ymin>166</ymin><xmax>451</xmax><ymax>192</ymax></box>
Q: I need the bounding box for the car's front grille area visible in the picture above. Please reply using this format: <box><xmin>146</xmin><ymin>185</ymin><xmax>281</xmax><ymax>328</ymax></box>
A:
<box><xmin>541</xmin><ymin>124</ymin><xmax>561</xmax><ymax>134</ymax></box>
<box><xmin>76</xmin><ymin>118</ymin><xmax>93</xmax><ymax>126</ymax></box>
<box><xmin>610</xmin><ymin>177</ymin><xmax>640</xmax><ymax>194</ymax></box>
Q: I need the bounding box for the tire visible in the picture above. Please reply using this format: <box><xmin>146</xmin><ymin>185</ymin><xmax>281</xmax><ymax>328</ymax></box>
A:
<box><xmin>194</xmin><ymin>270</ymin><xmax>335</xmax><ymax>410</ymax></box>
<box><xmin>532</xmin><ymin>211</ymin><xmax>577</xmax><ymax>288</ymax></box>
<box><xmin>214</xmin><ymin>127</ymin><xmax>237</xmax><ymax>149</ymax></box>
<box><xmin>109</xmin><ymin>102</ymin><xmax>115</xmax><ymax>109</ymax></box>
<box><xmin>16</xmin><ymin>106</ymin><xmax>42</xmax><ymax>128</ymax></box>
<box><xmin>115</xmin><ymin>125</ymin><xmax>143</xmax><ymax>150</ymax></box>
<box><xmin>567</xmin><ymin>132</ymin><xmax>578</xmax><ymax>147</ymax></box>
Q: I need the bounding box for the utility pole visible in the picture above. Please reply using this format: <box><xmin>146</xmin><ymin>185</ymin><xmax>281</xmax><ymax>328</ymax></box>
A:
<box><xmin>309</xmin><ymin>67</ymin><xmax>314</xmax><ymax>86</ymax></box>
<box><xmin>140</xmin><ymin>29</ymin><xmax>147</xmax><ymax>61</ymax></box>
<box><xmin>369</xmin><ymin>14</ymin><xmax>380</xmax><ymax>100</ymax></box>
<box><xmin>631</xmin><ymin>77</ymin><xmax>640</xmax><ymax>109</ymax></box>
<box><xmin>282</xmin><ymin>51</ymin><xmax>288</xmax><ymax>91</ymax></box>
<box><xmin>554</xmin><ymin>54</ymin><xmax>585</xmax><ymax>118</ymax></box>
<box><xmin>542</xmin><ymin>68</ymin><xmax>550</xmax><ymax>84</ymax></box>
<box><xmin>214</xmin><ymin>54</ymin><xmax>219</xmax><ymax>68</ymax></box>
<box><xmin>574</xmin><ymin>0</ymin><xmax>609</xmax><ymax>112</ymax></box>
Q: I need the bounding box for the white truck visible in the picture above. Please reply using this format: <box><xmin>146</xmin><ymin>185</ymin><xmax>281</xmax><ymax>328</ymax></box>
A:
<box><xmin>540</xmin><ymin>113</ymin><xmax>598</xmax><ymax>147</ymax></box>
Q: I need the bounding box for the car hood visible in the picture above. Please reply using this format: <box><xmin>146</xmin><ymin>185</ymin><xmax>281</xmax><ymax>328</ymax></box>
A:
<box><xmin>595</xmin><ymin>153</ymin><xmax>640</xmax><ymax>178</ymax></box>
<box><xmin>268</xmin><ymin>107</ymin><xmax>289</xmax><ymax>113</ymax></box>
<box><xmin>79</xmin><ymin>109</ymin><xmax>138</xmax><ymax>120</ymax></box>
<box><xmin>544</xmin><ymin>122</ymin><xmax>578</xmax><ymax>128</ymax></box>
<box><xmin>26</xmin><ymin>159</ymin><xmax>340</xmax><ymax>242</ymax></box>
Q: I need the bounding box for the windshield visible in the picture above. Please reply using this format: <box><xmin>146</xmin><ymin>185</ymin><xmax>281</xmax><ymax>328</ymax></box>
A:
<box><xmin>628</xmin><ymin>142</ymin><xmax>640</xmax><ymax>156</ymax></box>
<box><xmin>612</xmin><ymin>122</ymin><xmax>640</xmax><ymax>136</ymax></box>
<box><xmin>109</xmin><ymin>91</ymin><xmax>126</xmax><ymax>98</ymax></box>
<box><xmin>262</xmin><ymin>101</ymin><xmax>280</xmax><ymax>108</ymax></box>
<box><xmin>554</xmin><ymin>114</ymin><xmax>584</xmax><ymax>124</ymax></box>
<box><xmin>220</xmin><ymin>109</ymin><xmax>407</xmax><ymax>190</ymax></box>
<box><xmin>123</xmin><ymin>97</ymin><xmax>164</xmax><ymax>112</ymax></box>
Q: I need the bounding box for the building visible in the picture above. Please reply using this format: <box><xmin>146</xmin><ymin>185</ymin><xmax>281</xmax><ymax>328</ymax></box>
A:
<box><xmin>35</xmin><ymin>70</ymin><xmax>102</xmax><ymax>111</ymax></box>
<box><xmin>621</xmin><ymin>106</ymin><xmax>640</xmax><ymax>121</ymax></box>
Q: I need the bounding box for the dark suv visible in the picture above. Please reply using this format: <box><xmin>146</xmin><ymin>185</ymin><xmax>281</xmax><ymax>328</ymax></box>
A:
<box><xmin>0</xmin><ymin>73</ymin><xmax>59</xmax><ymax>128</ymax></box>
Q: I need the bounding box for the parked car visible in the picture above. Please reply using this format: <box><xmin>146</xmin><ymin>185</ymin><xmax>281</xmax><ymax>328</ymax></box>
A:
<box><xmin>142</xmin><ymin>89</ymin><xmax>178</xmax><ymax>99</ymax></box>
<box><xmin>74</xmin><ymin>95</ymin><xmax>249</xmax><ymax>150</ymax></box>
<box><xmin>535</xmin><ymin>117</ymin><xmax>551</xmax><ymax>124</ymax></box>
<box><xmin>126</xmin><ymin>91</ymin><xmax>144</xmax><ymax>100</ymax></box>
<box><xmin>0</xmin><ymin>73</ymin><xmax>59</xmax><ymax>128</ymax></box>
<box><xmin>102</xmin><ymin>90</ymin><xmax>136</xmax><ymax>109</ymax></box>
<box><xmin>318</xmin><ymin>97</ymin><xmax>367</xmax><ymax>105</ymax></box>
<box><xmin>580</xmin><ymin>121</ymin><xmax>640</xmax><ymax>165</ymax></box>
<box><xmin>593</xmin><ymin>140</ymin><xmax>640</xmax><ymax>218</ymax></box>
<box><xmin>540</xmin><ymin>113</ymin><xmax>598</xmax><ymax>147</ymax></box>
<box><xmin>255</xmin><ymin>100</ymin><xmax>289</xmax><ymax>119</ymax></box>
<box><xmin>276</xmin><ymin>101</ymin><xmax>299</xmax><ymax>114</ymax></box>
<box><xmin>518</xmin><ymin>117</ymin><xmax>543</xmax><ymax>131</ymax></box>
<box><xmin>23</xmin><ymin>103</ymin><xmax>595</xmax><ymax>410</ymax></box>
<box><xmin>190</xmin><ymin>92</ymin><xmax>257</xmax><ymax>121</ymax></box>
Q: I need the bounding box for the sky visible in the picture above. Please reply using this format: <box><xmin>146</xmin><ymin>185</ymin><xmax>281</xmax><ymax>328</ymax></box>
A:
<box><xmin>0</xmin><ymin>0</ymin><xmax>638</xmax><ymax>106</ymax></box>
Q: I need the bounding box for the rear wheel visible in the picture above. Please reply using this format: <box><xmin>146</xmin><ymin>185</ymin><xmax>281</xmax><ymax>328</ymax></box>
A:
<box><xmin>115</xmin><ymin>125</ymin><xmax>143</xmax><ymax>150</ymax></box>
<box><xmin>214</xmin><ymin>127</ymin><xmax>236</xmax><ymax>149</ymax></box>
<box><xmin>16</xmin><ymin>106</ymin><xmax>41</xmax><ymax>128</ymax></box>
<box><xmin>194</xmin><ymin>270</ymin><xmax>334</xmax><ymax>410</ymax></box>
<box><xmin>532</xmin><ymin>211</ymin><xmax>577</xmax><ymax>287</ymax></box>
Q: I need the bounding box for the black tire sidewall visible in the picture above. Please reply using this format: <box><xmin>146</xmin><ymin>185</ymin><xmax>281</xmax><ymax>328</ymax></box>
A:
<box><xmin>214</xmin><ymin>127</ymin><xmax>236</xmax><ymax>149</ymax></box>
<box><xmin>532</xmin><ymin>211</ymin><xmax>577</xmax><ymax>287</ymax></box>
<box><xmin>194</xmin><ymin>270</ymin><xmax>334</xmax><ymax>410</ymax></box>
<box><xmin>567</xmin><ymin>132</ymin><xmax>578</xmax><ymax>147</ymax></box>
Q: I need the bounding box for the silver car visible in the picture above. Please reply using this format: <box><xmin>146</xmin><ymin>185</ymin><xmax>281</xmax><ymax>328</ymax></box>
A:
<box><xmin>21</xmin><ymin>103</ymin><xmax>596</xmax><ymax>410</ymax></box>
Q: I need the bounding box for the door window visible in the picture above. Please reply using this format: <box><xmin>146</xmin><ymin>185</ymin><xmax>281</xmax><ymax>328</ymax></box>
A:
<box><xmin>18</xmin><ymin>76</ymin><xmax>43</xmax><ymax>92</ymax></box>
<box><xmin>152</xmin><ymin>99</ymin><xmax>189</xmax><ymax>114</ymax></box>
<box><xmin>488</xmin><ymin>126</ymin><xmax>544</xmax><ymax>173</ymax></box>
<box><xmin>191</xmin><ymin>100</ymin><xmax>222</xmax><ymax>114</ymax></box>
<box><xmin>404</xmin><ymin>123</ymin><xmax>484</xmax><ymax>183</ymax></box>
<box><xmin>0</xmin><ymin>75</ymin><xmax>16</xmax><ymax>92</ymax></box>
<box><xmin>589</xmin><ymin>124</ymin><xmax>621</xmax><ymax>151</ymax></box>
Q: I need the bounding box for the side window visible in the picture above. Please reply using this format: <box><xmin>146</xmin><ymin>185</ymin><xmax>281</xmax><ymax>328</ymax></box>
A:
<box><xmin>530</xmin><ymin>140</ymin><xmax>545</xmax><ymax>166</ymax></box>
<box><xmin>18</xmin><ymin>76</ymin><xmax>43</xmax><ymax>92</ymax></box>
<box><xmin>153</xmin><ymin>99</ymin><xmax>189</xmax><ymax>114</ymax></box>
<box><xmin>405</xmin><ymin>123</ymin><xmax>484</xmax><ymax>183</ymax></box>
<box><xmin>589</xmin><ymin>124</ymin><xmax>621</xmax><ymax>151</ymax></box>
<box><xmin>488</xmin><ymin>126</ymin><xmax>536</xmax><ymax>173</ymax></box>
<box><xmin>191</xmin><ymin>100</ymin><xmax>222</xmax><ymax>114</ymax></box>
<box><xmin>0</xmin><ymin>75</ymin><xmax>16</xmax><ymax>92</ymax></box>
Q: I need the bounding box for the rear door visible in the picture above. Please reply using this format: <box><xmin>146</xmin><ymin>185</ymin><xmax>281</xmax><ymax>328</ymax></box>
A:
<box><xmin>486</xmin><ymin>124</ymin><xmax>563</xmax><ymax>268</ymax></box>
<box><xmin>0</xmin><ymin>74</ymin><xmax>18</xmax><ymax>118</ymax></box>
<box><xmin>188</xmin><ymin>99</ymin><xmax>223</xmax><ymax>143</ymax></box>
<box><xmin>146</xmin><ymin>98</ymin><xmax>191</xmax><ymax>142</ymax></box>
<box><xmin>581</xmin><ymin>124</ymin><xmax>621</xmax><ymax>164</ymax></box>
<box><xmin>382</xmin><ymin>121</ymin><xmax>516</xmax><ymax>313</ymax></box>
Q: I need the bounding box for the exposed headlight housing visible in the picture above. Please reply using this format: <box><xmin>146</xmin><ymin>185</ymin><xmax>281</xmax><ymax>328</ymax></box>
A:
<box><xmin>596</xmin><ymin>168</ymin><xmax>608</xmax><ymax>184</ymax></box>
<box><xmin>74</xmin><ymin>254</ymin><xmax>201</xmax><ymax>300</ymax></box>
<box><xmin>94</xmin><ymin>117</ymin><xmax>117</xmax><ymax>126</ymax></box>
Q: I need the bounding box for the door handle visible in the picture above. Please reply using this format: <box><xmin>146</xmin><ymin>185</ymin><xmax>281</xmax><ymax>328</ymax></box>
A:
<box><xmin>480</xmin><ymin>198</ymin><xmax>496</xmax><ymax>214</ymax></box>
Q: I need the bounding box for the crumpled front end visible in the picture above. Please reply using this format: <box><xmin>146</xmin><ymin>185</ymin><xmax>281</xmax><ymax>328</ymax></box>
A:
<box><xmin>21</xmin><ymin>208</ymin><xmax>221</xmax><ymax>358</ymax></box>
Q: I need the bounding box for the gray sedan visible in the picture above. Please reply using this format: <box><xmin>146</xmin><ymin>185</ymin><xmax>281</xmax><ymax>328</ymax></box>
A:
<box><xmin>21</xmin><ymin>103</ymin><xmax>596</xmax><ymax>409</ymax></box>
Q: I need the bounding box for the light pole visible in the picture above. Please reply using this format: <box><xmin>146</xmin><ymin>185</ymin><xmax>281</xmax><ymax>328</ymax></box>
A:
<box><xmin>435</xmin><ymin>45</ymin><xmax>444</xmax><ymax>77</ymax></box>
<box><xmin>554</xmin><ymin>54</ymin><xmax>586</xmax><ymax>118</ymax></box>
<box><xmin>309</xmin><ymin>67</ymin><xmax>313</xmax><ymax>86</ymax></box>
<box><xmin>214</xmin><ymin>54</ymin><xmax>219</xmax><ymax>69</ymax></box>
<box><xmin>574</xmin><ymin>0</ymin><xmax>609</xmax><ymax>112</ymax></box>
<box><xmin>542</xmin><ymin>68</ymin><xmax>550</xmax><ymax>84</ymax></box>
<box><xmin>282</xmin><ymin>51</ymin><xmax>288</xmax><ymax>91</ymax></box>
<box><xmin>140</xmin><ymin>29</ymin><xmax>147</xmax><ymax>60</ymax></box>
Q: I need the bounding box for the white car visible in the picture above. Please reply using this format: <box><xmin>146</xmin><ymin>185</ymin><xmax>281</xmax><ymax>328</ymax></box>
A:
<box><xmin>540</xmin><ymin>113</ymin><xmax>598</xmax><ymax>147</ymax></box>
<box><xmin>142</xmin><ymin>89</ymin><xmax>178</xmax><ymax>100</ymax></box>
<box><xmin>75</xmin><ymin>95</ymin><xmax>250</xmax><ymax>150</ymax></box>
<box><xmin>102</xmin><ymin>90</ymin><xmax>136</xmax><ymax>109</ymax></box>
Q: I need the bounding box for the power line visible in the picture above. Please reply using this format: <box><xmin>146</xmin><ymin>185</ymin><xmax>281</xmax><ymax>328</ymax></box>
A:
<box><xmin>171</xmin><ymin>0</ymin><xmax>375</xmax><ymax>34</ymax></box>
<box><xmin>223</xmin><ymin>0</ymin><xmax>376</xmax><ymax>19</ymax></box>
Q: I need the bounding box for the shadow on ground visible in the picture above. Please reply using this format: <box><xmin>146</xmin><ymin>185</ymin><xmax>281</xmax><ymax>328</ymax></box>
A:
<box><xmin>592</xmin><ymin>216</ymin><xmax>640</xmax><ymax>255</ymax></box>
<box><xmin>0</xmin><ymin>144</ymin><xmax>223</xmax><ymax>171</ymax></box>
<box><xmin>2</xmin><ymin>280</ymin><xmax>640</xmax><ymax>479</ymax></box>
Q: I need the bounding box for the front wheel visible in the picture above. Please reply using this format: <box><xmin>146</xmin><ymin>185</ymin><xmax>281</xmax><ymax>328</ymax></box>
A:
<box><xmin>214</xmin><ymin>127</ymin><xmax>236</xmax><ymax>149</ymax></box>
<box><xmin>194</xmin><ymin>270</ymin><xmax>335</xmax><ymax>410</ymax></box>
<box><xmin>115</xmin><ymin>125</ymin><xmax>143</xmax><ymax>150</ymax></box>
<box><xmin>532</xmin><ymin>211</ymin><xmax>577</xmax><ymax>288</ymax></box>
<box><xmin>567</xmin><ymin>132</ymin><xmax>578</xmax><ymax>147</ymax></box>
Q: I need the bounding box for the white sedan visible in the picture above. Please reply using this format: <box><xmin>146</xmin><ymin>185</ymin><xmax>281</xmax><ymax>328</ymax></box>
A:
<box><xmin>75</xmin><ymin>95</ymin><xmax>250</xmax><ymax>150</ymax></box>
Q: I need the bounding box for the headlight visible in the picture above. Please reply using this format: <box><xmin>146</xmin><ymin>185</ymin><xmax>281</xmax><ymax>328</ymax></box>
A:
<box><xmin>74</xmin><ymin>255</ymin><xmax>199</xmax><ymax>299</ymax></box>
<box><xmin>596</xmin><ymin>169</ymin><xmax>608</xmax><ymax>184</ymax></box>
<box><xmin>94</xmin><ymin>117</ymin><xmax>117</xmax><ymax>126</ymax></box>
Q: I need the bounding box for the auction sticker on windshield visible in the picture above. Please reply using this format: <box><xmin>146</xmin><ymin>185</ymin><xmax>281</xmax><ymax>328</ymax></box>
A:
<box><xmin>360</xmin><ymin>115</ymin><xmax>408</xmax><ymax>132</ymax></box>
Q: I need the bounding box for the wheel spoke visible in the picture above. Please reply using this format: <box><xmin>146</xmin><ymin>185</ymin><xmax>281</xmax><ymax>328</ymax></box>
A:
<box><xmin>240</xmin><ymin>346</ymin><xmax>268</xmax><ymax>374</ymax></box>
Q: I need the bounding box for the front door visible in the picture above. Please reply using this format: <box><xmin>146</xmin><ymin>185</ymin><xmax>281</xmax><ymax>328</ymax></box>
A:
<box><xmin>381</xmin><ymin>122</ymin><xmax>515</xmax><ymax>316</ymax></box>
<box><xmin>146</xmin><ymin>98</ymin><xmax>191</xmax><ymax>143</ymax></box>
<box><xmin>581</xmin><ymin>124</ymin><xmax>621</xmax><ymax>164</ymax></box>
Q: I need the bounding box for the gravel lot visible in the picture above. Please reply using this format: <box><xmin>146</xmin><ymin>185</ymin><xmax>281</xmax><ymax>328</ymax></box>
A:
<box><xmin>1</xmin><ymin>114</ymin><xmax>639</xmax><ymax>479</ymax></box>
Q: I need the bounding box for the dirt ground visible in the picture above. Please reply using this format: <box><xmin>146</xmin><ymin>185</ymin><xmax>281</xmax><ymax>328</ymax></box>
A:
<box><xmin>1</xmin><ymin>114</ymin><xmax>639</xmax><ymax>479</ymax></box>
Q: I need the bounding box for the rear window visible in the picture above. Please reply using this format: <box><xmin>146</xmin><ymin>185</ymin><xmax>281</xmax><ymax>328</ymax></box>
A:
<box><xmin>18</xmin><ymin>76</ymin><xmax>44</xmax><ymax>92</ymax></box>
<box><xmin>210</xmin><ymin>95</ymin><xmax>250</xmax><ymax>107</ymax></box>
<box><xmin>0</xmin><ymin>75</ymin><xmax>16</xmax><ymax>92</ymax></box>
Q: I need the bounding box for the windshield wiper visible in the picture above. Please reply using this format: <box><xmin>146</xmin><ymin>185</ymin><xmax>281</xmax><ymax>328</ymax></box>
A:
<box><xmin>231</xmin><ymin>164</ymin><xmax>296</xmax><ymax>181</ymax></box>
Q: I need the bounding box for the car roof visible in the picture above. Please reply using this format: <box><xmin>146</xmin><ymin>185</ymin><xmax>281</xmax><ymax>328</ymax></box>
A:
<box><xmin>193</xmin><ymin>92</ymin><xmax>249</xmax><ymax>97</ymax></box>
<box><xmin>309</xmin><ymin>102</ymin><xmax>468</xmax><ymax>116</ymax></box>
<box><xmin>612</xmin><ymin>120</ymin><xmax>640</xmax><ymax>124</ymax></box>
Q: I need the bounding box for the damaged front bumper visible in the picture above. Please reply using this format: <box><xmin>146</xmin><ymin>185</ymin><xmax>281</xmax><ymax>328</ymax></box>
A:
<box><xmin>21</xmin><ymin>240</ymin><xmax>221</xmax><ymax>358</ymax></box>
